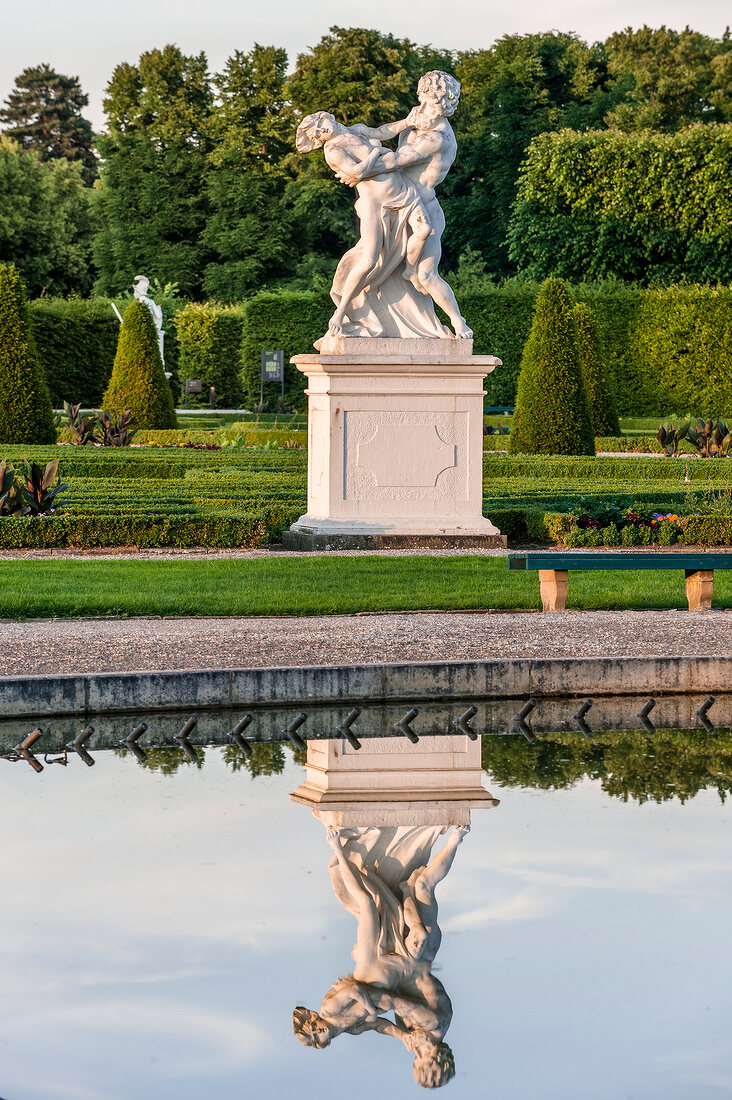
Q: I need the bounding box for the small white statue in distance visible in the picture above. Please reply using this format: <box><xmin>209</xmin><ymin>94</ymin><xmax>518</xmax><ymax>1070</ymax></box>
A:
<box><xmin>296</xmin><ymin>71</ymin><xmax>472</xmax><ymax>341</ymax></box>
<box><xmin>133</xmin><ymin>275</ymin><xmax>165</xmax><ymax>364</ymax></box>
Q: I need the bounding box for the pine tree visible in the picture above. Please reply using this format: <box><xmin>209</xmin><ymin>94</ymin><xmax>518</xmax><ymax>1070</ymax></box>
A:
<box><xmin>573</xmin><ymin>303</ymin><xmax>620</xmax><ymax>436</ymax></box>
<box><xmin>0</xmin><ymin>264</ymin><xmax>56</xmax><ymax>444</ymax></box>
<box><xmin>0</xmin><ymin>64</ymin><xmax>96</xmax><ymax>183</ymax></box>
<box><xmin>103</xmin><ymin>300</ymin><xmax>177</xmax><ymax>429</ymax></box>
<box><xmin>509</xmin><ymin>277</ymin><xmax>595</xmax><ymax>455</ymax></box>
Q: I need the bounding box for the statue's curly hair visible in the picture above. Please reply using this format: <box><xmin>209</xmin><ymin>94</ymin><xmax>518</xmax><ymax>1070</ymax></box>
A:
<box><xmin>417</xmin><ymin>71</ymin><xmax>461</xmax><ymax>117</ymax></box>
<box><xmin>292</xmin><ymin>1006</ymin><xmax>334</xmax><ymax>1048</ymax></box>
<box><xmin>412</xmin><ymin>1040</ymin><xmax>456</xmax><ymax>1088</ymax></box>
<box><xmin>296</xmin><ymin>112</ymin><xmax>337</xmax><ymax>153</ymax></box>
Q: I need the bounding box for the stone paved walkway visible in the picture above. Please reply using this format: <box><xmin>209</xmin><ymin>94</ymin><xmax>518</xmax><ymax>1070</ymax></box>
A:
<box><xmin>2</xmin><ymin>610</ymin><xmax>732</xmax><ymax>677</ymax></box>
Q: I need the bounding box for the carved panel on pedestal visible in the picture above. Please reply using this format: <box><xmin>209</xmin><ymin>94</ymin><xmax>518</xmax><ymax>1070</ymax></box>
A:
<box><xmin>344</xmin><ymin>411</ymin><xmax>468</xmax><ymax>502</ymax></box>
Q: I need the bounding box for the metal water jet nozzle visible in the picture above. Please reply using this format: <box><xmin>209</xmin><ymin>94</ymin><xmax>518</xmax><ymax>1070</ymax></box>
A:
<box><xmin>696</xmin><ymin>695</ymin><xmax>716</xmax><ymax>733</ymax></box>
<box><xmin>284</xmin><ymin>713</ymin><xmax>308</xmax><ymax>751</ymax></box>
<box><xmin>228</xmin><ymin>714</ymin><xmax>254</xmax><ymax>756</ymax></box>
<box><xmin>12</xmin><ymin>728</ymin><xmax>44</xmax><ymax>772</ymax></box>
<box><xmin>67</xmin><ymin>725</ymin><xmax>96</xmax><ymax>766</ymax></box>
<box><xmin>122</xmin><ymin>722</ymin><xmax>148</xmax><ymax>764</ymax></box>
<box><xmin>175</xmin><ymin>717</ymin><xmax>199</xmax><ymax>763</ymax></box>
<box><xmin>394</xmin><ymin>708</ymin><xmax>419</xmax><ymax>743</ymax></box>
<box><xmin>573</xmin><ymin>699</ymin><xmax>594</xmax><ymax>739</ymax></box>
<box><xmin>455</xmin><ymin>705</ymin><xmax>478</xmax><ymax>739</ymax></box>
<box><xmin>636</xmin><ymin>698</ymin><xmax>656</xmax><ymax>734</ymax></box>
<box><xmin>337</xmin><ymin>707</ymin><xmax>362</xmax><ymax>750</ymax></box>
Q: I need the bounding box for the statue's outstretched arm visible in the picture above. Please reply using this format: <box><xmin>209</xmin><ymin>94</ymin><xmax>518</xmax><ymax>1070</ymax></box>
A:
<box><xmin>350</xmin><ymin>118</ymin><xmax>411</xmax><ymax>141</ymax></box>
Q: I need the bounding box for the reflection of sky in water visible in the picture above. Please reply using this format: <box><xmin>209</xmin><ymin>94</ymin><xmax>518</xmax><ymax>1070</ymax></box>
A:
<box><xmin>1</xmin><ymin>746</ymin><xmax>730</xmax><ymax>1099</ymax></box>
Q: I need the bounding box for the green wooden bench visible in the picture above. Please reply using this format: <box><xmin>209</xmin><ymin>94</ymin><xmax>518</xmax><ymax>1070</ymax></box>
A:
<box><xmin>508</xmin><ymin>551</ymin><xmax>732</xmax><ymax>611</ymax></box>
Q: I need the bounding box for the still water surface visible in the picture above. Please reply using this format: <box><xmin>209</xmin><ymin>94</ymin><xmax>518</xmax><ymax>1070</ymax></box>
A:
<box><xmin>1</xmin><ymin>727</ymin><xmax>730</xmax><ymax>1099</ymax></box>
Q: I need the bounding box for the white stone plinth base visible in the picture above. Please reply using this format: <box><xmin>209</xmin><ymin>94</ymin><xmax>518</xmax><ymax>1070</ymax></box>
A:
<box><xmin>290</xmin><ymin>735</ymin><xmax>499</xmax><ymax>827</ymax></box>
<box><xmin>283</xmin><ymin>337</ymin><xmax>506</xmax><ymax>550</ymax></box>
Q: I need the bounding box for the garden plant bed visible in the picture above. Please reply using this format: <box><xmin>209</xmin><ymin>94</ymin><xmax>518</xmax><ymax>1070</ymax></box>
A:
<box><xmin>2</xmin><ymin>449</ymin><xmax>732</xmax><ymax>549</ymax></box>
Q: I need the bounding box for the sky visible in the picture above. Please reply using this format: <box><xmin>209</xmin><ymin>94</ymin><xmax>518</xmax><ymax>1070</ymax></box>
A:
<box><xmin>1</xmin><ymin>0</ymin><xmax>731</xmax><ymax>132</ymax></box>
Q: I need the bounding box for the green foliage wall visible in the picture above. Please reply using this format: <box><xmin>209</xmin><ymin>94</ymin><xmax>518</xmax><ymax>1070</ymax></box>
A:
<box><xmin>28</xmin><ymin>282</ymin><xmax>730</xmax><ymax>418</ymax></box>
<box><xmin>29</xmin><ymin>298</ymin><xmax>118</xmax><ymax>406</ymax></box>
<box><xmin>573</xmin><ymin>302</ymin><xmax>620</xmax><ymax>435</ymax></box>
<box><xmin>508</xmin><ymin>126</ymin><xmax>732</xmax><ymax>284</ymax></box>
<box><xmin>460</xmin><ymin>283</ymin><xmax>538</xmax><ymax>405</ymax></box>
<box><xmin>626</xmin><ymin>286</ymin><xmax>732</xmax><ymax>417</ymax></box>
<box><xmin>240</xmin><ymin>290</ymin><xmax>332</xmax><ymax>409</ymax></box>
<box><xmin>0</xmin><ymin>264</ymin><xmax>56</xmax><ymax>443</ymax></box>
<box><xmin>175</xmin><ymin>303</ymin><xmax>246</xmax><ymax>407</ymax></box>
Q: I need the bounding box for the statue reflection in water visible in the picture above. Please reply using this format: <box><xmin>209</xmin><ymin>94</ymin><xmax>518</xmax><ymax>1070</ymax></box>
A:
<box><xmin>291</xmin><ymin>733</ymin><xmax>497</xmax><ymax>1087</ymax></box>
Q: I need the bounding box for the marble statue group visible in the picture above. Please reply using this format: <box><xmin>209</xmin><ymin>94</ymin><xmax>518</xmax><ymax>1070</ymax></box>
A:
<box><xmin>293</xmin><ymin>823</ymin><xmax>470</xmax><ymax>1088</ymax></box>
<box><xmin>296</xmin><ymin>71</ymin><xmax>472</xmax><ymax>341</ymax></box>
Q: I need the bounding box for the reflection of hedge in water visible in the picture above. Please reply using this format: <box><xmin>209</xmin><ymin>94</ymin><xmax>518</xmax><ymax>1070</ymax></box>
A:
<box><xmin>116</xmin><ymin>741</ymin><xmax>290</xmax><ymax>778</ymax></box>
<box><xmin>482</xmin><ymin>730</ymin><xmax>732</xmax><ymax>805</ymax></box>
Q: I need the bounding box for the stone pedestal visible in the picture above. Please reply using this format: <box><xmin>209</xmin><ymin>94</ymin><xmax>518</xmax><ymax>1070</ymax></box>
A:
<box><xmin>290</xmin><ymin>734</ymin><xmax>499</xmax><ymax>827</ymax></box>
<box><xmin>282</xmin><ymin>336</ymin><xmax>506</xmax><ymax>550</ymax></box>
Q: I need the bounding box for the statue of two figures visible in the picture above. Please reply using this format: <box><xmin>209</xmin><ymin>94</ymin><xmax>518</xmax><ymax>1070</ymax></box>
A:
<box><xmin>294</xmin><ymin>822</ymin><xmax>470</xmax><ymax>1088</ymax></box>
<box><xmin>297</xmin><ymin>71</ymin><xmax>472</xmax><ymax>342</ymax></box>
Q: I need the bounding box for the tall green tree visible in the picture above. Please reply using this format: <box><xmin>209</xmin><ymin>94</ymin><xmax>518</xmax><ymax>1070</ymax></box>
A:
<box><xmin>444</xmin><ymin>32</ymin><xmax>615</xmax><ymax>276</ymax></box>
<box><xmin>0</xmin><ymin>264</ymin><xmax>56</xmax><ymax>444</ymax></box>
<box><xmin>288</xmin><ymin>25</ymin><xmax>433</xmax><ymax>126</ymax></box>
<box><xmin>285</xmin><ymin>26</ymin><xmax>454</xmax><ymax>271</ymax></box>
<box><xmin>93</xmin><ymin>45</ymin><xmax>213</xmax><ymax>298</ymax></box>
<box><xmin>203</xmin><ymin>46</ymin><xmax>296</xmax><ymax>300</ymax></box>
<box><xmin>0</xmin><ymin>63</ymin><xmax>96</xmax><ymax>183</ymax></box>
<box><xmin>0</xmin><ymin>136</ymin><xmax>94</xmax><ymax>296</ymax></box>
<box><xmin>604</xmin><ymin>25</ymin><xmax>732</xmax><ymax>130</ymax></box>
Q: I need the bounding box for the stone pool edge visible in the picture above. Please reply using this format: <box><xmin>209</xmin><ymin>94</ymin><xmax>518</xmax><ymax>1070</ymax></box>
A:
<box><xmin>1</xmin><ymin>655</ymin><xmax>729</xmax><ymax>719</ymax></box>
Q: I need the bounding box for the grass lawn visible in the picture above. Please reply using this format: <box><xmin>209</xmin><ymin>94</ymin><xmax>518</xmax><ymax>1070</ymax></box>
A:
<box><xmin>2</xmin><ymin>556</ymin><xmax>732</xmax><ymax>618</ymax></box>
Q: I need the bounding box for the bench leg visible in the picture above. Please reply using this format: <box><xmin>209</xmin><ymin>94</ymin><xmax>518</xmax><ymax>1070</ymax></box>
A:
<box><xmin>685</xmin><ymin>569</ymin><xmax>714</xmax><ymax>611</ymax></box>
<box><xmin>539</xmin><ymin>569</ymin><xmax>568</xmax><ymax>612</ymax></box>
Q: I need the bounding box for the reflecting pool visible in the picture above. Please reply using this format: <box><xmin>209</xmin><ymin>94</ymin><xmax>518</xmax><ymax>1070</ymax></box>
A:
<box><xmin>1</xmin><ymin>719</ymin><xmax>731</xmax><ymax>1099</ymax></box>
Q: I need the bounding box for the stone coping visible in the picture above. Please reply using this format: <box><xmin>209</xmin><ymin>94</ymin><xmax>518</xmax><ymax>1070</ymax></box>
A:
<box><xmin>1</xmin><ymin>655</ymin><xmax>730</xmax><ymax>720</ymax></box>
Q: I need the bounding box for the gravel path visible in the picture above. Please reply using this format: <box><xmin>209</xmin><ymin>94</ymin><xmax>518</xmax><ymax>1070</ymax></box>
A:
<box><xmin>2</xmin><ymin>610</ymin><xmax>732</xmax><ymax>677</ymax></box>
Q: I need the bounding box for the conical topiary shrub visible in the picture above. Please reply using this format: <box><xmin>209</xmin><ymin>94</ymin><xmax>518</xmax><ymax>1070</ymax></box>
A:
<box><xmin>509</xmin><ymin>277</ymin><xmax>595</xmax><ymax>456</ymax></box>
<box><xmin>103</xmin><ymin>300</ymin><xmax>177</xmax><ymax>429</ymax></box>
<box><xmin>0</xmin><ymin>264</ymin><xmax>56</xmax><ymax>444</ymax></box>
<box><xmin>574</xmin><ymin>303</ymin><xmax>620</xmax><ymax>437</ymax></box>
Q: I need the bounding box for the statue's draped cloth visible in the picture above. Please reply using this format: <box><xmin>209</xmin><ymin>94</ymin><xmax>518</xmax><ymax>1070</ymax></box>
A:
<box><xmin>328</xmin><ymin>825</ymin><xmax>445</xmax><ymax>973</ymax></box>
<box><xmin>330</xmin><ymin>190</ymin><xmax>450</xmax><ymax>339</ymax></box>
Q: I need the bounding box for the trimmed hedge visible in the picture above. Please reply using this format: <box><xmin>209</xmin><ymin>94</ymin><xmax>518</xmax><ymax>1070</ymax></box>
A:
<box><xmin>29</xmin><ymin>298</ymin><xmax>119</xmax><ymax>406</ymax></box>
<box><xmin>574</xmin><ymin>303</ymin><xmax>620</xmax><ymax>436</ymax></box>
<box><xmin>30</xmin><ymin>283</ymin><xmax>731</xmax><ymax>421</ymax></box>
<box><xmin>103</xmin><ymin>301</ymin><xmax>177</xmax><ymax>429</ymax></box>
<box><xmin>508</xmin><ymin>126</ymin><xmax>732</xmax><ymax>285</ymax></box>
<box><xmin>0</xmin><ymin>265</ymin><xmax>56</xmax><ymax>444</ymax></box>
<box><xmin>240</xmin><ymin>290</ymin><xmax>332</xmax><ymax>410</ymax></box>
<box><xmin>510</xmin><ymin>278</ymin><xmax>595</xmax><ymax>455</ymax></box>
<box><xmin>461</xmin><ymin>283</ymin><xmax>538</xmax><ymax>406</ymax></box>
<box><xmin>175</xmin><ymin>303</ymin><xmax>247</xmax><ymax>408</ymax></box>
<box><xmin>0</xmin><ymin>511</ymin><xmax>296</xmax><ymax>549</ymax></box>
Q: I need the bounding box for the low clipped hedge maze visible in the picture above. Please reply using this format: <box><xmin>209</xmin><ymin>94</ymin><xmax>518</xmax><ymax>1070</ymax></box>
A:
<box><xmin>0</xmin><ymin>447</ymin><xmax>306</xmax><ymax>548</ymax></box>
<box><xmin>3</xmin><ymin>447</ymin><xmax>732</xmax><ymax>549</ymax></box>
